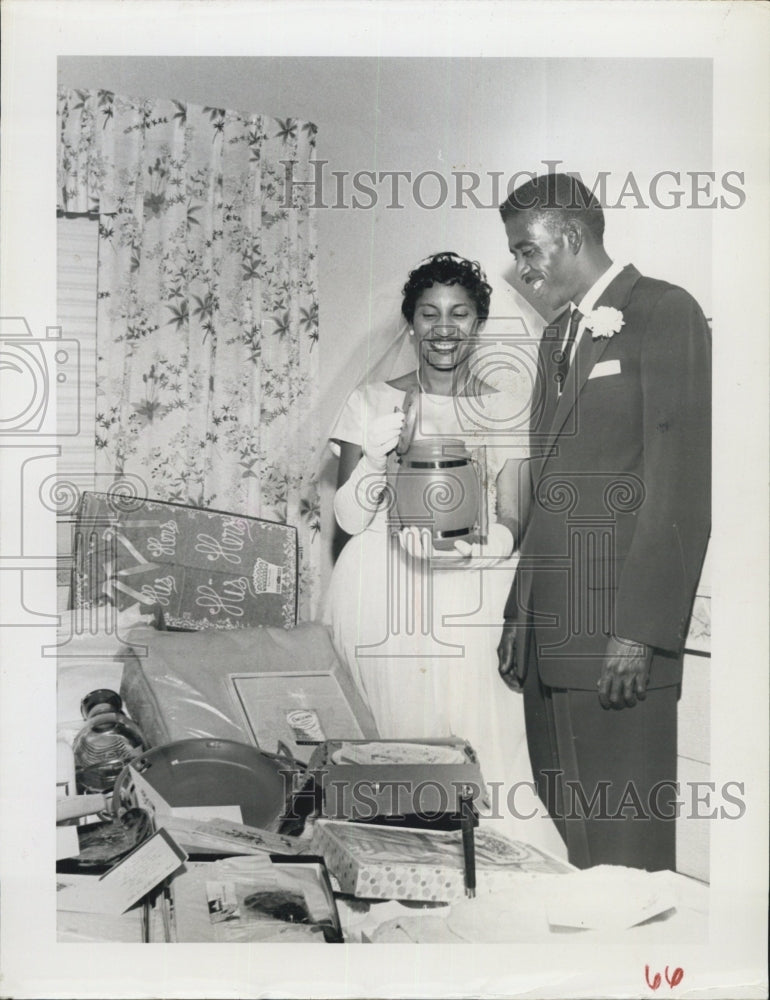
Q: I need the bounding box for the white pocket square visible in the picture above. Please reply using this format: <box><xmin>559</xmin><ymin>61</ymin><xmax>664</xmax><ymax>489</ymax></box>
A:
<box><xmin>588</xmin><ymin>359</ymin><xmax>621</xmax><ymax>380</ymax></box>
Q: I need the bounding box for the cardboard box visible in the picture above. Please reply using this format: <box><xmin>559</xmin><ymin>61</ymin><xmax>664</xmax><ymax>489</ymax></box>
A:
<box><xmin>310</xmin><ymin>820</ymin><xmax>573</xmax><ymax>903</ymax></box>
<box><xmin>72</xmin><ymin>492</ymin><xmax>297</xmax><ymax>630</ymax></box>
<box><xmin>304</xmin><ymin>739</ymin><xmax>486</xmax><ymax>820</ymax></box>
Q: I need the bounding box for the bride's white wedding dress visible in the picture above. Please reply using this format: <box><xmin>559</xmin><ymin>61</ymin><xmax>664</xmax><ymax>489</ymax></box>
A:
<box><xmin>325</xmin><ymin>381</ymin><xmax>566</xmax><ymax>857</ymax></box>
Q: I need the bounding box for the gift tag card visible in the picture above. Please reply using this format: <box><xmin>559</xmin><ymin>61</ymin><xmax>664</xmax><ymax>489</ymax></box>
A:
<box><xmin>57</xmin><ymin>828</ymin><xmax>187</xmax><ymax>914</ymax></box>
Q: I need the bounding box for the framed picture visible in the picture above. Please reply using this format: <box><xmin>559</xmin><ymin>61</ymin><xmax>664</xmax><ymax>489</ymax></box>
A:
<box><xmin>229</xmin><ymin>671</ymin><xmax>368</xmax><ymax>759</ymax></box>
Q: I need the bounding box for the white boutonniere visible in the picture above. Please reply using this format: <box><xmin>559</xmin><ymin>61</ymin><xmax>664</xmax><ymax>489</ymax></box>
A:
<box><xmin>584</xmin><ymin>306</ymin><xmax>625</xmax><ymax>340</ymax></box>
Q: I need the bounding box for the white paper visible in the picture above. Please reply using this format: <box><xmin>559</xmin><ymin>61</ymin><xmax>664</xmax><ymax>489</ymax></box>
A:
<box><xmin>543</xmin><ymin>866</ymin><xmax>678</xmax><ymax>931</ymax></box>
<box><xmin>170</xmin><ymin>804</ymin><xmax>244</xmax><ymax>824</ymax></box>
<box><xmin>55</xmin><ymin>825</ymin><xmax>79</xmax><ymax>861</ymax></box>
<box><xmin>56</xmin><ymin>828</ymin><xmax>186</xmax><ymax>914</ymax></box>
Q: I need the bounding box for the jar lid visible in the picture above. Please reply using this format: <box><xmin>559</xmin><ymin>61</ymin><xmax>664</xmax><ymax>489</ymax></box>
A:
<box><xmin>81</xmin><ymin>688</ymin><xmax>123</xmax><ymax>719</ymax></box>
<box><xmin>399</xmin><ymin>437</ymin><xmax>471</xmax><ymax>464</ymax></box>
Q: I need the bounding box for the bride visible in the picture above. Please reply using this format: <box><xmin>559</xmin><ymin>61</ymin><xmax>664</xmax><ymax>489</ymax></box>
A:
<box><xmin>324</xmin><ymin>252</ymin><xmax>565</xmax><ymax>855</ymax></box>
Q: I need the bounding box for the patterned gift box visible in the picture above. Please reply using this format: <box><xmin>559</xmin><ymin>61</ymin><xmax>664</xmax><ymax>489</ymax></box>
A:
<box><xmin>72</xmin><ymin>492</ymin><xmax>297</xmax><ymax>630</ymax></box>
<box><xmin>310</xmin><ymin>820</ymin><xmax>572</xmax><ymax>903</ymax></box>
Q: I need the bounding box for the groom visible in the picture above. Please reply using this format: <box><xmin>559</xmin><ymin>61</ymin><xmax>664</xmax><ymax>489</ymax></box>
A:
<box><xmin>496</xmin><ymin>173</ymin><xmax>711</xmax><ymax>871</ymax></box>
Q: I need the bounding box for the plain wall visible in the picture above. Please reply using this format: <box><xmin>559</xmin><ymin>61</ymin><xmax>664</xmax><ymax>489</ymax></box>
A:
<box><xmin>58</xmin><ymin>56</ymin><xmax>713</xmax><ymax>586</ymax></box>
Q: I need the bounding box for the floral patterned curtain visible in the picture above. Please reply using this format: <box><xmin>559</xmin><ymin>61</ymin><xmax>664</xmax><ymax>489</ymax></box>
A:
<box><xmin>57</xmin><ymin>88</ymin><xmax>321</xmax><ymax>618</ymax></box>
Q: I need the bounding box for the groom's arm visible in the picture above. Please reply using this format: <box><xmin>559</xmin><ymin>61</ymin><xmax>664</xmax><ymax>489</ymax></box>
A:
<box><xmin>614</xmin><ymin>285</ymin><xmax>711</xmax><ymax>654</ymax></box>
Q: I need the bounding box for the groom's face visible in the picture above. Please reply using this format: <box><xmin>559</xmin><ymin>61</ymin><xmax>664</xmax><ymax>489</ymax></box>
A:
<box><xmin>504</xmin><ymin>210</ymin><xmax>578</xmax><ymax>311</ymax></box>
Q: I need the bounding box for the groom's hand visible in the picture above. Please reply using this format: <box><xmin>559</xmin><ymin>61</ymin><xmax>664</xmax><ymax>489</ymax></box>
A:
<box><xmin>597</xmin><ymin>635</ymin><xmax>651</xmax><ymax>710</ymax></box>
<box><xmin>497</xmin><ymin>623</ymin><xmax>524</xmax><ymax>691</ymax></box>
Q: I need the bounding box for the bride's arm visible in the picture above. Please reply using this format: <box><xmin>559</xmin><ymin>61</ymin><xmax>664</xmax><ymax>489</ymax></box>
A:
<box><xmin>333</xmin><ymin>409</ymin><xmax>404</xmax><ymax>537</ymax></box>
<box><xmin>337</xmin><ymin>440</ymin><xmax>365</xmax><ymax>489</ymax></box>
<box><xmin>495</xmin><ymin>456</ymin><xmax>532</xmax><ymax>551</ymax></box>
<box><xmin>333</xmin><ymin>441</ymin><xmax>381</xmax><ymax>538</ymax></box>
<box><xmin>332</xmin><ymin>441</ymin><xmax>365</xmax><ymax>553</ymax></box>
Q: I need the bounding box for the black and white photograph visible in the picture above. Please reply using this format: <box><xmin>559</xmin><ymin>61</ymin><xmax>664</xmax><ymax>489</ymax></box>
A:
<box><xmin>0</xmin><ymin>1</ymin><xmax>768</xmax><ymax>997</ymax></box>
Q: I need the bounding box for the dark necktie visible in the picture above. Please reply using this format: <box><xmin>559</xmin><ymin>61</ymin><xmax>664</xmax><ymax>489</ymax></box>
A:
<box><xmin>555</xmin><ymin>307</ymin><xmax>582</xmax><ymax>392</ymax></box>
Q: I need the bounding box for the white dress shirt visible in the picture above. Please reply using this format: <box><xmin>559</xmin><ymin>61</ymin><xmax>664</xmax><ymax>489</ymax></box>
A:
<box><xmin>564</xmin><ymin>260</ymin><xmax>625</xmax><ymax>365</ymax></box>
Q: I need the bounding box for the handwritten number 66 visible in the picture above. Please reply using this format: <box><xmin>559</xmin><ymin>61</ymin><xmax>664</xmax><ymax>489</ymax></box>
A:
<box><xmin>645</xmin><ymin>965</ymin><xmax>684</xmax><ymax>990</ymax></box>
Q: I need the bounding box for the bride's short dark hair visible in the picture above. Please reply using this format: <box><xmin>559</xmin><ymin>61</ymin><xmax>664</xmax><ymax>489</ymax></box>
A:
<box><xmin>401</xmin><ymin>252</ymin><xmax>492</xmax><ymax>324</ymax></box>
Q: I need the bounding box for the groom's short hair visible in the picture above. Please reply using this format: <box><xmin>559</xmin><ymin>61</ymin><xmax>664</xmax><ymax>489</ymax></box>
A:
<box><xmin>500</xmin><ymin>173</ymin><xmax>605</xmax><ymax>244</ymax></box>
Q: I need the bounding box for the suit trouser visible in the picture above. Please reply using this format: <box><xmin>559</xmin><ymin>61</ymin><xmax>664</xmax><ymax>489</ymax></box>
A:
<box><xmin>522</xmin><ymin>662</ymin><xmax>679</xmax><ymax>872</ymax></box>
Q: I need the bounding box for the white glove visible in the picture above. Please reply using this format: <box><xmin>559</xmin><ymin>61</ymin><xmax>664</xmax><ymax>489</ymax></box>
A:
<box><xmin>399</xmin><ymin>523</ymin><xmax>515</xmax><ymax>565</ymax></box>
<box><xmin>361</xmin><ymin>410</ymin><xmax>405</xmax><ymax>471</ymax></box>
<box><xmin>334</xmin><ymin>455</ymin><xmax>388</xmax><ymax>535</ymax></box>
<box><xmin>334</xmin><ymin>411</ymin><xmax>405</xmax><ymax>536</ymax></box>
<box><xmin>453</xmin><ymin>523</ymin><xmax>514</xmax><ymax>562</ymax></box>
<box><xmin>398</xmin><ymin>525</ymin><xmax>443</xmax><ymax>561</ymax></box>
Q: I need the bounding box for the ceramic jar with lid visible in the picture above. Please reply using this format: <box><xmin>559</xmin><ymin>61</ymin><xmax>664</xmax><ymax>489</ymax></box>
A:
<box><xmin>391</xmin><ymin>438</ymin><xmax>481</xmax><ymax>550</ymax></box>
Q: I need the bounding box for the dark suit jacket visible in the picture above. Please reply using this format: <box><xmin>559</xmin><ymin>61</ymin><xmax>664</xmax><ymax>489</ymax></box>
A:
<box><xmin>506</xmin><ymin>264</ymin><xmax>711</xmax><ymax>690</ymax></box>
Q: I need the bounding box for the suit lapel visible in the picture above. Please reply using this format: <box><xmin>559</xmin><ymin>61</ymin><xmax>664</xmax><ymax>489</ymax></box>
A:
<box><xmin>534</xmin><ymin>264</ymin><xmax>643</xmax><ymax>481</ymax></box>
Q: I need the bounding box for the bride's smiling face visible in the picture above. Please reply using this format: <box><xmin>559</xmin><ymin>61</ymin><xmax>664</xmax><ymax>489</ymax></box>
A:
<box><xmin>413</xmin><ymin>283</ymin><xmax>482</xmax><ymax>373</ymax></box>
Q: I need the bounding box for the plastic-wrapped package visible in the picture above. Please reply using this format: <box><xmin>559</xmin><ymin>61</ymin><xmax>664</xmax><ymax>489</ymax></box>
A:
<box><xmin>119</xmin><ymin>621</ymin><xmax>378</xmax><ymax>751</ymax></box>
<box><xmin>169</xmin><ymin>855</ymin><xmax>341</xmax><ymax>942</ymax></box>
